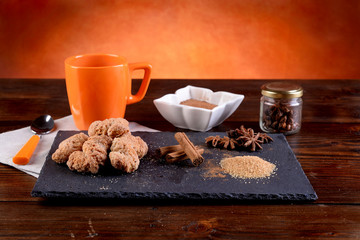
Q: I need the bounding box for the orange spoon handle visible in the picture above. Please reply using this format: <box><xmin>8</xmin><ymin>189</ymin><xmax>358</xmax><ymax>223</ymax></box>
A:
<box><xmin>13</xmin><ymin>135</ymin><xmax>40</xmax><ymax>165</ymax></box>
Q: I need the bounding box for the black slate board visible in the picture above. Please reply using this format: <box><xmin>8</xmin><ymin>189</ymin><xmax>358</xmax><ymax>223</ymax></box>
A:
<box><xmin>31</xmin><ymin>131</ymin><xmax>317</xmax><ymax>201</ymax></box>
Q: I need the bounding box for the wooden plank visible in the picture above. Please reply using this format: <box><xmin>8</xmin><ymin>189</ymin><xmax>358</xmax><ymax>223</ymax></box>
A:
<box><xmin>0</xmin><ymin>78</ymin><xmax>360</xmax><ymax>238</ymax></box>
<box><xmin>0</xmin><ymin>202</ymin><xmax>359</xmax><ymax>239</ymax></box>
<box><xmin>1</xmin><ymin>79</ymin><xmax>360</xmax><ymax>124</ymax></box>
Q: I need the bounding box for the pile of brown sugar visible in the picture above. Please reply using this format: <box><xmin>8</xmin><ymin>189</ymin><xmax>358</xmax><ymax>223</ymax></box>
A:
<box><xmin>180</xmin><ymin>99</ymin><xmax>218</xmax><ymax>110</ymax></box>
<box><xmin>220</xmin><ymin>156</ymin><xmax>276</xmax><ymax>179</ymax></box>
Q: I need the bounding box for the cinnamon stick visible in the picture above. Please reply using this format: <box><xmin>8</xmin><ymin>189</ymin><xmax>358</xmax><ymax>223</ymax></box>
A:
<box><xmin>174</xmin><ymin>132</ymin><xmax>204</xmax><ymax>166</ymax></box>
<box><xmin>165</xmin><ymin>147</ymin><xmax>204</xmax><ymax>164</ymax></box>
<box><xmin>158</xmin><ymin>145</ymin><xmax>183</xmax><ymax>157</ymax></box>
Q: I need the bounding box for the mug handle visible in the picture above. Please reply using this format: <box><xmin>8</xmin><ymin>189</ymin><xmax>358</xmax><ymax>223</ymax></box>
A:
<box><xmin>127</xmin><ymin>62</ymin><xmax>152</xmax><ymax>105</ymax></box>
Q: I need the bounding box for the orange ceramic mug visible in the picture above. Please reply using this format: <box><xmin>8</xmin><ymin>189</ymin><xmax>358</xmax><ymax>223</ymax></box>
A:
<box><xmin>65</xmin><ymin>54</ymin><xmax>152</xmax><ymax>130</ymax></box>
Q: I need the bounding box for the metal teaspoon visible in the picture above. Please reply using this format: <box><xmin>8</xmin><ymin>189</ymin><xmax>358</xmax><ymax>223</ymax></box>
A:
<box><xmin>13</xmin><ymin>115</ymin><xmax>55</xmax><ymax>165</ymax></box>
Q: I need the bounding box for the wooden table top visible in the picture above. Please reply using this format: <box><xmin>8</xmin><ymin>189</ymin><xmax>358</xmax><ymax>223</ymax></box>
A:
<box><xmin>1</xmin><ymin>78</ymin><xmax>359</xmax><ymax>239</ymax></box>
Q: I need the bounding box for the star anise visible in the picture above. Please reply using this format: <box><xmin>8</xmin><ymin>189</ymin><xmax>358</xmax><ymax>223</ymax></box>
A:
<box><xmin>237</xmin><ymin>129</ymin><xmax>263</xmax><ymax>152</ymax></box>
<box><xmin>258</xmin><ymin>133</ymin><xmax>273</xmax><ymax>143</ymax></box>
<box><xmin>227</xmin><ymin>129</ymin><xmax>242</xmax><ymax>139</ymax></box>
<box><xmin>227</xmin><ymin>125</ymin><xmax>251</xmax><ymax>139</ymax></box>
<box><xmin>218</xmin><ymin>136</ymin><xmax>240</xmax><ymax>150</ymax></box>
<box><xmin>234</xmin><ymin>126</ymin><xmax>250</xmax><ymax>142</ymax></box>
<box><xmin>263</xmin><ymin>103</ymin><xmax>297</xmax><ymax>132</ymax></box>
<box><xmin>206</xmin><ymin>125</ymin><xmax>273</xmax><ymax>152</ymax></box>
<box><xmin>205</xmin><ymin>135</ymin><xmax>221</xmax><ymax>147</ymax></box>
<box><xmin>239</xmin><ymin>125</ymin><xmax>251</xmax><ymax>134</ymax></box>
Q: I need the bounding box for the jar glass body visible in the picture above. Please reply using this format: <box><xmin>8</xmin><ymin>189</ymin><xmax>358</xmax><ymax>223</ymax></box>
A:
<box><xmin>260</xmin><ymin>95</ymin><xmax>302</xmax><ymax>135</ymax></box>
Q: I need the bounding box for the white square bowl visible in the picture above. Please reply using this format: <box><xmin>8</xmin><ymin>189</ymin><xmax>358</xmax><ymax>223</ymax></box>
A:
<box><xmin>153</xmin><ymin>85</ymin><xmax>244</xmax><ymax>131</ymax></box>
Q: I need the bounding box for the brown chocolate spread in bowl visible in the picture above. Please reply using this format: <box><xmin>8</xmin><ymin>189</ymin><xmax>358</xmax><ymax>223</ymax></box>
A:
<box><xmin>180</xmin><ymin>99</ymin><xmax>218</xmax><ymax>110</ymax></box>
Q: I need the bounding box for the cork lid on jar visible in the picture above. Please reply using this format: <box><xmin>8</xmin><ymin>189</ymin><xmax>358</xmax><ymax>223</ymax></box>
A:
<box><xmin>261</xmin><ymin>82</ymin><xmax>303</xmax><ymax>99</ymax></box>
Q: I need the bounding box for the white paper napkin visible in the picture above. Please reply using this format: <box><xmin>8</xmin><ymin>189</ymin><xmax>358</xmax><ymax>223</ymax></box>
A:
<box><xmin>0</xmin><ymin>115</ymin><xmax>159</xmax><ymax>178</ymax></box>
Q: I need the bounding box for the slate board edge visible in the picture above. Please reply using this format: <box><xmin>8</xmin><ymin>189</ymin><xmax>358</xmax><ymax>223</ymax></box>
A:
<box><xmin>31</xmin><ymin>131</ymin><xmax>82</xmax><ymax>196</ymax></box>
<box><xmin>31</xmin><ymin>190</ymin><xmax>318</xmax><ymax>201</ymax></box>
<box><xmin>280</xmin><ymin>133</ymin><xmax>318</xmax><ymax>199</ymax></box>
<box><xmin>31</xmin><ymin>131</ymin><xmax>318</xmax><ymax>201</ymax></box>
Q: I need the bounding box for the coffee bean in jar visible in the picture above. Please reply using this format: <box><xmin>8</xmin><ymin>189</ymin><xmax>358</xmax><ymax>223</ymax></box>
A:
<box><xmin>260</xmin><ymin>82</ymin><xmax>303</xmax><ymax>135</ymax></box>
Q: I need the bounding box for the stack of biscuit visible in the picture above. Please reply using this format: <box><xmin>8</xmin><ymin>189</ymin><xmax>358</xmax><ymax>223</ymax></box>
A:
<box><xmin>52</xmin><ymin>118</ymin><xmax>148</xmax><ymax>174</ymax></box>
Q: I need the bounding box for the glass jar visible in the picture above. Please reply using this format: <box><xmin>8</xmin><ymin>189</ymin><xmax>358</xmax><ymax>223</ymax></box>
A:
<box><xmin>260</xmin><ymin>82</ymin><xmax>303</xmax><ymax>135</ymax></box>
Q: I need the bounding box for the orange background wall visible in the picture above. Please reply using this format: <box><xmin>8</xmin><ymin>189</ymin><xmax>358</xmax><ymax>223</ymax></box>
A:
<box><xmin>0</xmin><ymin>0</ymin><xmax>359</xmax><ymax>79</ymax></box>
